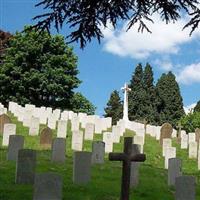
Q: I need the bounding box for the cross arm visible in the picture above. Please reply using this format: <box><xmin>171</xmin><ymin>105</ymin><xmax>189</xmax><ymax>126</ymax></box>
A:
<box><xmin>130</xmin><ymin>154</ymin><xmax>146</xmax><ymax>162</ymax></box>
<box><xmin>109</xmin><ymin>153</ymin><xmax>126</xmax><ymax>161</ymax></box>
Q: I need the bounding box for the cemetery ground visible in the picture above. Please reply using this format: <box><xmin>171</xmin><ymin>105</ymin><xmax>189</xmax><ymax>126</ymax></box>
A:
<box><xmin>0</xmin><ymin>114</ymin><xmax>200</xmax><ymax>200</ymax></box>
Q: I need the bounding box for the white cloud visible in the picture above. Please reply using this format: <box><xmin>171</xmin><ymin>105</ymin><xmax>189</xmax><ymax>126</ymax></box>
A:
<box><xmin>176</xmin><ymin>63</ymin><xmax>200</xmax><ymax>84</ymax></box>
<box><xmin>154</xmin><ymin>57</ymin><xmax>173</xmax><ymax>71</ymax></box>
<box><xmin>184</xmin><ymin>103</ymin><xmax>197</xmax><ymax>114</ymax></box>
<box><xmin>102</xmin><ymin>15</ymin><xmax>200</xmax><ymax>59</ymax></box>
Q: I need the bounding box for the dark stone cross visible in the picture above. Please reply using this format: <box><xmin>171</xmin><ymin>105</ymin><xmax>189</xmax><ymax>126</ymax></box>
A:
<box><xmin>109</xmin><ymin>137</ymin><xmax>146</xmax><ymax>200</ymax></box>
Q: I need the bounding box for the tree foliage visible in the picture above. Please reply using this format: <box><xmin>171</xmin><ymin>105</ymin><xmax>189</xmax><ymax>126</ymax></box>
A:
<box><xmin>129</xmin><ymin>63</ymin><xmax>146</xmax><ymax>121</ymax></box>
<box><xmin>0</xmin><ymin>27</ymin><xmax>81</xmax><ymax>109</ymax></box>
<box><xmin>0</xmin><ymin>30</ymin><xmax>12</xmax><ymax>64</ymax></box>
<box><xmin>156</xmin><ymin>72</ymin><xmax>185</xmax><ymax>126</ymax></box>
<box><xmin>194</xmin><ymin>100</ymin><xmax>200</xmax><ymax>113</ymax></box>
<box><xmin>129</xmin><ymin>63</ymin><xmax>159</xmax><ymax>124</ymax></box>
<box><xmin>32</xmin><ymin>0</ymin><xmax>200</xmax><ymax>48</ymax></box>
<box><xmin>104</xmin><ymin>90</ymin><xmax>123</xmax><ymax>125</ymax></box>
<box><xmin>70</xmin><ymin>92</ymin><xmax>96</xmax><ymax>115</ymax></box>
<box><xmin>180</xmin><ymin>112</ymin><xmax>200</xmax><ymax>132</ymax></box>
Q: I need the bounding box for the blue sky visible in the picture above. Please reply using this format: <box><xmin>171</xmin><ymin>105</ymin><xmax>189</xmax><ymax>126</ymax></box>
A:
<box><xmin>1</xmin><ymin>0</ymin><xmax>200</xmax><ymax>115</ymax></box>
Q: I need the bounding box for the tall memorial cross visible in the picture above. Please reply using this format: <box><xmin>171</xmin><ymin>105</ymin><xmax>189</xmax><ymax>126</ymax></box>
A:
<box><xmin>121</xmin><ymin>83</ymin><xmax>131</xmax><ymax>121</ymax></box>
<box><xmin>109</xmin><ymin>137</ymin><xmax>146</xmax><ymax>200</ymax></box>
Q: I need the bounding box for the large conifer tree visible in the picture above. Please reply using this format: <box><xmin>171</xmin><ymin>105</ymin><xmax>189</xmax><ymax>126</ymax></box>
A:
<box><xmin>156</xmin><ymin>72</ymin><xmax>184</xmax><ymax>126</ymax></box>
<box><xmin>143</xmin><ymin>63</ymin><xmax>159</xmax><ymax>124</ymax></box>
<box><xmin>104</xmin><ymin>90</ymin><xmax>123</xmax><ymax>125</ymax></box>
<box><xmin>194</xmin><ymin>100</ymin><xmax>200</xmax><ymax>112</ymax></box>
<box><xmin>128</xmin><ymin>63</ymin><xmax>146</xmax><ymax>121</ymax></box>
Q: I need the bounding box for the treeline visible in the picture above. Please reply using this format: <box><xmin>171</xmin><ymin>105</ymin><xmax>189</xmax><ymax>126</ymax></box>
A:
<box><xmin>105</xmin><ymin>63</ymin><xmax>185</xmax><ymax>126</ymax></box>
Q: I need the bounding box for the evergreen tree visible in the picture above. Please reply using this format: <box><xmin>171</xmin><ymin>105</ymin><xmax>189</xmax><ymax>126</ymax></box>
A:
<box><xmin>0</xmin><ymin>27</ymin><xmax>81</xmax><ymax>109</ymax></box>
<box><xmin>194</xmin><ymin>100</ymin><xmax>200</xmax><ymax>112</ymax></box>
<box><xmin>143</xmin><ymin>63</ymin><xmax>159</xmax><ymax>124</ymax></box>
<box><xmin>70</xmin><ymin>92</ymin><xmax>96</xmax><ymax>115</ymax></box>
<box><xmin>0</xmin><ymin>30</ymin><xmax>12</xmax><ymax>65</ymax></box>
<box><xmin>156</xmin><ymin>72</ymin><xmax>185</xmax><ymax>126</ymax></box>
<box><xmin>128</xmin><ymin>63</ymin><xmax>146</xmax><ymax>121</ymax></box>
<box><xmin>104</xmin><ymin>90</ymin><xmax>123</xmax><ymax>125</ymax></box>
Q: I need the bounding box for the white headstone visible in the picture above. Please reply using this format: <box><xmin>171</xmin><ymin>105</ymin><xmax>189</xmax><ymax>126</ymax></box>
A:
<box><xmin>29</xmin><ymin>117</ymin><xmax>40</xmax><ymax>136</ymax></box>
<box><xmin>112</xmin><ymin>125</ymin><xmax>121</xmax><ymax>143</ymax></box>
<box><xmin>84</xmin><ymin>123</ymin><xmax>94</xmax><ymax>140</ymax></box>
<box><xmin>47</xmin><ymin>114</ymin><xmax>57</xmax><ymax>129</ymax></box>
<box><xmin>103</xmin><ymin>132</ymin><xmax>113</xmax><ymax>153</ymax></box>
<box><xmin>165</xmin><ymin>147</ymin><xmax>176</xmax><ymax>169</ymax></box>
<box><xmin>189</xmin><ymin>142</ymin><xmax>198</xmax><ymax>159</ymax></box>
<box><xmin>181</xmin><ymin>133</ymin><xmax>188</xmax><ymax>149</ymax></box>
<box><xmin>72</xmin><ymin>130</ymin><xmax>83</xmax><ymax>151</ymax></box>
<box><xmin>133</xmin><ymin>135</ymin><xmax>144</xmax><ymax>153</ymax></box>
<box><xmin>162</xmin><ymin>138</ymin><xmax>172</xmax><ymax>157</ymax></box>
<box><xmin>2</xmin><ymin>123</ymin><xmax>16</xmax><ymax>146</ymax></box>
<box><xmin>188</xmin><ymin>133</ymin><xmax>196</xmax><ymax>143</ymax></box>
<box><xmin>57</xmin><ymin>120</ymin><xmax>67</xmax><ymax>138</ymax></box>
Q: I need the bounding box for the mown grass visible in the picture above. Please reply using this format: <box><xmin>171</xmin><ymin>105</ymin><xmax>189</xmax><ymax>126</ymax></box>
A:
<box><xmin>0</xmin><ymin>113</ymin><xmax>200</xmax><ymax>199</ymax></box>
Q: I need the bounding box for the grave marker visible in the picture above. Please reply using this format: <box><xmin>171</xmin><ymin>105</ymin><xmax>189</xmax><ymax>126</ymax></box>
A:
<box><xmin>2</xmin><ymin>123</ymin><xmax>16</xmax><ymax>146</ymax></box>
<box><xmin>109</xmin><ymin>137</ymin><xmax>146</xmax><ymax>200</ymax></box>
<box><xmin>91</xmin><ymin>141</ymin><xmax>105</xmax><ymax>164</ymax></box>
<box><xmin>16</xmin><ymin>149</ymin><xmax>36</xmax><ymax>184</ymax></box>
<box><xmin>51</xmin><ymin>138</ymin><xmax>66</xmax><ymax>163</ymax></box>
<box><xmin>73</xmin><ymin>152</ymin><xmax>92</xmax><ymax>184</ymax></box>
<box><xmin>40</xmin><ymin>127</ymin><xmax>53</xmax><ymax>148</ymax></box>
<box><xmin>84</xmin><ymin>123</ymin><xmax>94</xmax><ymax>140</ymax></box>
<box><xmin>57</xmin><ymin>120</ymin><xmax>67</xmax><ymax>138</ymax></box>
<box><xmin>168</xmin><ymin>158</ymin><xmax>182</xmax><ymax>186</ymax></box>
<box><xmin>33</xmin><ymin>173</ymin><xmax>62</xmax><ymax>200</ymax></box>
<box><xmin>175</xmin><ymin>176</ymin><xmax>195</xmax><ymax>200</ymax></box>
<box><xmin>160</xmin><ymin>123</ymin><xmax>173</xmax><ymax>145</ymax></box>
<box><xmin>0</xmin><ymin>114</ymin><xmax>11</xmax><ymax>134</ymax></box>
<box><xmin>7</xmin><ymin>135</ymin><xmax>24</xmax><ymax>161</ymax></box>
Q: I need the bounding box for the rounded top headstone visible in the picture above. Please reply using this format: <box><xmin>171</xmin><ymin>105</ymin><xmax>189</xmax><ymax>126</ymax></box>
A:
<box><xmin>0</xmin><ymin>114</ymin><xmax>11</xmax><ymax>134</ymax></box>
<box><xmin>160</xmin><ymin>122</ymin><xmax>173</xmax><ymax>145</ymax></box>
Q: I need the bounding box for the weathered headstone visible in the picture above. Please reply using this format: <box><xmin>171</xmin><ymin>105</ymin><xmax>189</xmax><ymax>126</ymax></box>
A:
<box><xmin>16</xmin><ymin>149</ymin><xmax>36</xmax><ymax>184</ymax></box>
<box><xmin>195</xmin><ymin>128</ymin><xmax>200</xmax><ymax>143</ymax></box>
<box><xmin>33</xmin><ymin>173</ymin><xmax>62</xmax><ymax>200</ymax></box>
<box><xmin>160</xmin><ymin>123</ymin><xmax>173</xmax><ymax>145</ymax></box>
<box><xmin>198</xmin><ymin>149</ymin><xmax>200</xmax><ymax>170</ymax></box>
<box><xmin>40</xmin><ymin>127</ymin><xmax>53</xmax><ymax>148</ymax></box>
<box><xmin>51</xmin><ymin>138</ymin><xmax>66</xmax><ymax>163</ymax></box>
<box><xmin>175</xmin><ymin>176</ymin><xmax>195</xmax><ymax>200</ymax></box>
<box><xmin>73</xmin><ymin>152</ymin><xmax>92</xmax><ymax>184</ymax></box>
<box><xmin>84</xmin><ymin>123</ymin><xmax>94</xmax><ymax>140</ymax></box>
<box><xmin>130</xmin><ymin>144</ymin><xmax>141</xmax><ymax>188</ymax></box>
<box><xmin>2</xmin><ymin>123</ymin><xmax>16</xmax><ymax>146</ymax></box>
<box><xmin>189</xmin><ymin>141</ymin><xmax>197</xmax><ymax>159</ymax></box>
<box><xmin>91</xmin><ymin>141</ymin><xmax>105</xmax><ymax>164</ymax></box>
<box><xmin>168</xmin><ymin>158</ymin><xmax>182</xmax><ymax>186</ymax></box>
<box><xmin>7</xmin><ymin>135</ymin><xmax>24</xmax><ymax>161</ymax></box>
<box><xmin>0</xmin><ymin>114</ymin><xmax>11</xmax><ymax>134</ymax></box>
<box><xmin>57</xmin><ymin>120</ymin><xmax>67</xmax><ymax>138</ymax></box>
<box><xmin>109</xmin><ymin>137</ymin><xmax>146</xmax><ymax>200</ymax></box>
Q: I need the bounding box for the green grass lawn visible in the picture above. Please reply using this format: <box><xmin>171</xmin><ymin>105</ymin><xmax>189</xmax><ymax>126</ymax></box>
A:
<box><xmin>0</xmin><ymin>113</ymin><xmax>200</xmax><ymax>200</ymax></box>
